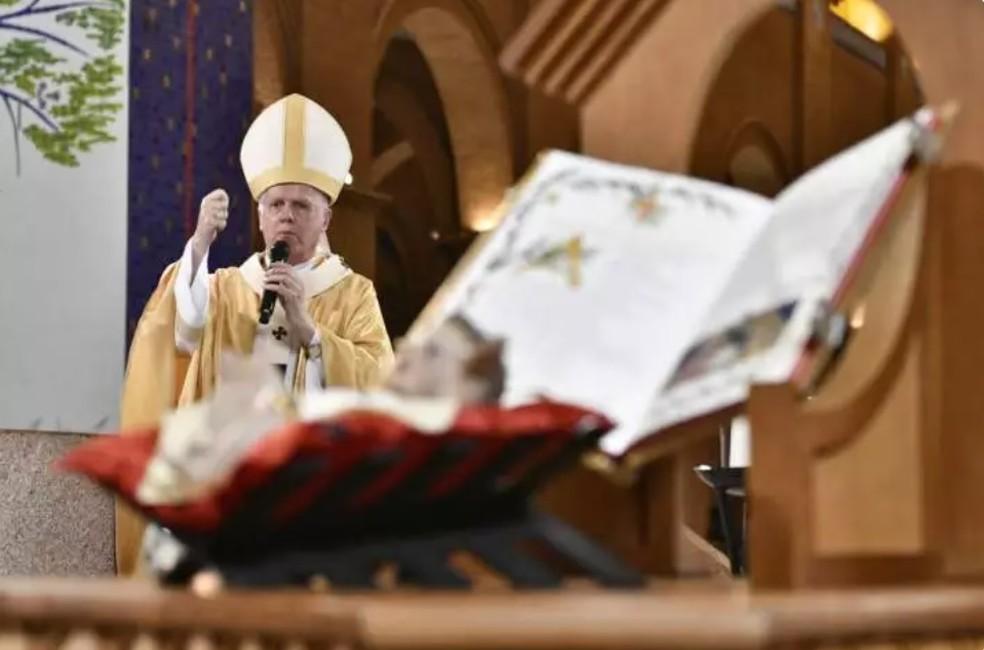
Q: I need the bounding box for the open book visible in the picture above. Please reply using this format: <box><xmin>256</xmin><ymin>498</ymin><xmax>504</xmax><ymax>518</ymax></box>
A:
<box><xmin>411</xmin><ymin>107</ymin><xmax>947</xmax><ymax>457</ymax></box>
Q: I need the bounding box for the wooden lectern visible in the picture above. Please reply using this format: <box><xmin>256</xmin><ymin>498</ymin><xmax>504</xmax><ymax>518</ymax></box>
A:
<box><xmin>748</xmin><ymin>160</ymin><xmax>938</xmax><ymax>589</ymax></box>
<box><xmin>499</xmin><ymin>0</ymin><xmax>984</xmax><ymax>588</ymax></box>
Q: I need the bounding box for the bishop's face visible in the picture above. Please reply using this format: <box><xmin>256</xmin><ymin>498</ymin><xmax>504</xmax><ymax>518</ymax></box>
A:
<box><xmin>257</xmin><ymin>183</ymin><xmax>330</xmax><ymax>265</ymax></box>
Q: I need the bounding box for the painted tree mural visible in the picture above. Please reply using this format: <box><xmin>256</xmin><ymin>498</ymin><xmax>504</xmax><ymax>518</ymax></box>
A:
<box><xmin>0</xmin><ymin>0</ymin><xmax>125</xmax><ymax>174</ymax></box>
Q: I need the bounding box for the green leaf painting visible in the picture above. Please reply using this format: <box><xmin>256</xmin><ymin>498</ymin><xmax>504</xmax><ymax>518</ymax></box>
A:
<box><xmin>0</xmin><ymin>0</ymin><xmax>125</xmax><ymax>174</ymax></box>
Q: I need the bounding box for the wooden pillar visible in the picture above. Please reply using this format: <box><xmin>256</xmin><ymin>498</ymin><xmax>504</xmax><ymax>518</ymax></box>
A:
<box><xmin>931</xmin><ymin>165</ymin><xmax>984</xmax><ymax>577</ymax></box>
<box><xmin>330</xmin><ymin>186</ymin><xmax>390</xmax><ymax>279</ymax></box>
<box><xmin>299</xmin><ymin>1</ymin><xmax>375</xmax><ymax>174</ymax></box>
<box><xmin>877</xmin><ymin>0</ymin><xmax>984</xmax><ymax>580</ymax></box>
<box><xmin>640</xmin><ymin>435</ymin><xmax>724</xmax><ymax>576</ymax></box>
<box><xmin>299</xmin><ymin>0</ymin><xmax>379</xmax><ymax>277</ymax></box>
<box><xmin>883</xmin><ymin>34</ymin><xmax>921</xmax><ymax>122</ymax></box>
<box><xmin>795</xmin><ymin>0</ymin><xmax>832</xmax><ymax>173</ymax></box>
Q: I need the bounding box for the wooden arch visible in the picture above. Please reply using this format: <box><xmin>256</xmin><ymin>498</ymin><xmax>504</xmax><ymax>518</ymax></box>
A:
<box><xmin>373</xmin><ymin>0</ymin><xmax>514</xmax><ymax>232</ymax></box>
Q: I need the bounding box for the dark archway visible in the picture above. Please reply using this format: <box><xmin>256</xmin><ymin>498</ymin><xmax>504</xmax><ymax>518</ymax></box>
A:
<box><xmin>371</xmin><ymin>34</ymin><xmax>473</xmax><ymax>338</ymax></box>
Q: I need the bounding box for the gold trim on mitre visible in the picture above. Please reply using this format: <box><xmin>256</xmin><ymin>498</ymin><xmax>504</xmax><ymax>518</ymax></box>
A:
<box><xmin>248</xmin><ymin>168</ymin><xmax>344</xmax><ymax>204</ymax></box>
<box><xmin>245</xmin><ymin>94</ymin><xmax>347</xmax><ymax>203</ymax></box>
<box><xmin>284</xmin><ymin>93</ymin><xmax>305</xmax><ymax>169</ymax></box>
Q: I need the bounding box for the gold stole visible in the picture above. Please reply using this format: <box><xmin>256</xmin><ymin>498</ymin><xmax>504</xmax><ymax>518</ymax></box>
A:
<box><xmin>180</xmin><ymin>252</ymin><xmax>351</xmax><ymax>401</ymax></box>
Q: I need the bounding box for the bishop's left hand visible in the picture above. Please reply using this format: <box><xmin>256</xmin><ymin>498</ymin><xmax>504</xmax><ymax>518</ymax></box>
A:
<box><xmin>264</xmin><ymin>263</ymin><xmax>316</xmax><ymax>345</ymax></box>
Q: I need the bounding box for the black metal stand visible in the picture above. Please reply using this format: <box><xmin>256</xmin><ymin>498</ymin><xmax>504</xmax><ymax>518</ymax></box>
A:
<box><xmin>198</xmin><ymin>509</ymin><xmax>643</xmax><ymax>590</ymax></box>
<box><xmin>694</xmin><ymin>465</ymin><xmax>746</xmax><ymax>576</ymax></box>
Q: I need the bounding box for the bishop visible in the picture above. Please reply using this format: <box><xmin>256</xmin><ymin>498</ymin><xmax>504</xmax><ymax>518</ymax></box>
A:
<box><xmin>117</xmin><ymin>93</ymin><xmax>394</xmax><ymax>574</ymax></box>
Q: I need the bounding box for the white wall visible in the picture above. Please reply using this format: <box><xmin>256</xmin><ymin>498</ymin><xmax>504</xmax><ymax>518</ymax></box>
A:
<box><xmin>0</xmin><ymin>3</ymin><xmax>129</xmax><ymax>433</ymax></box>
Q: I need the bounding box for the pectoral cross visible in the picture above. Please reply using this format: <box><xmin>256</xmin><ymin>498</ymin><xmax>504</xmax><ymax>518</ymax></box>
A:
<box><xmin>272</xmin><ymin>326</ymin><xmax>288</xmax><ymax>341</ymax></box>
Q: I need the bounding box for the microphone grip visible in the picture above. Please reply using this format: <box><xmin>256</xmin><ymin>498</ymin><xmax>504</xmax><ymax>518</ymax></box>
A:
<box><xmin>258</xmin><ymin>240</ymin><xmax>289</xmax><ymax>325</ymax></box>
<box><xmin>259</xmin><ymin>292</ymin><xmax>277</xmax><ymax>325</ymax></box>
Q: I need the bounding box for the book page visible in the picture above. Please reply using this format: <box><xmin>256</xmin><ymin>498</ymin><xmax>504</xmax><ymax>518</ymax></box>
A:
<box><xmin>768</xmin><ymin>119</ymin><xmax>918</xmax><ymax>304</ymax></box>
<box><xmin>416</xmin><ymin>151</ymin><xmax>772</xmax><ymax>455</ymax></box>
<box><xmin>634</xmin><ymin>114</ymin><xmax>922</xmax><ymax>444</ymax></box>
<box><xmin>703</xmin><ymin>118</ymin><xmax>917</xmax><ymax>337</ymax></box>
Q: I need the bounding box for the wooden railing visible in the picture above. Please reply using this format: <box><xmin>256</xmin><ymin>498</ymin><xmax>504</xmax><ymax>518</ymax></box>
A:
<box><xmin>0</xmin><ymin>579</ymin><xmax>361</xmax><ymax>650</ymax></box>
<box><xmin>5</xmin><ymin>579</ymin><xmax>984</xmax><ymax>649</ymax></box>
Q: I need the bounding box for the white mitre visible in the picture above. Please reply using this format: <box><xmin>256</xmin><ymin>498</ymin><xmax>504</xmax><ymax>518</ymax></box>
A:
<box><xmin>240</xmin><ymin>93</ymin><xmax>352</xmax><ymax>204</ymax></box>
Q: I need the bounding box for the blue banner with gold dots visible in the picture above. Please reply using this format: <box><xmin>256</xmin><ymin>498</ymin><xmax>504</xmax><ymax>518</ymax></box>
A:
<box><xmin>127</xmin><ymin>0</ymin><xmax>253</xmax><ymax>342</ymax></box>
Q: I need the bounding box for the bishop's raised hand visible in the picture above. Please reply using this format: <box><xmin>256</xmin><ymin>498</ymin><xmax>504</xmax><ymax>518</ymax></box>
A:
<box><xmin>192</xmin><ymin>188</ymin><xmax>230</xmax><ymax>250</ymax></box>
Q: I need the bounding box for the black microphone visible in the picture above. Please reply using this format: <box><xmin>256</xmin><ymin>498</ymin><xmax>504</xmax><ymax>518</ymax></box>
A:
<box><xmin>259</xmin><ymin>240</ymin><xmax>289</xmax><ymax>325</ymax></box>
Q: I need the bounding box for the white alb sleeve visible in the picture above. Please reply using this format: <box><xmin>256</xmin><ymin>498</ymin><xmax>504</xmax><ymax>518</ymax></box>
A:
<box><xmin>173</xmin><ymin>239</ymin><xmax>210</xmax><ymax>353</ymax></box>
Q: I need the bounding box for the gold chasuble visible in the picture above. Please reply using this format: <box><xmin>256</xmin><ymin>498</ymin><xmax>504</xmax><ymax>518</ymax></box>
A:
<box><xmin>116</xmin><ymin>252</ymin><xmax>393</xmax><ymax>575</ymax></box>
<box><xmin>116</xmin><ymin>92</ymin><xmax>390</xmax><ymax>575</ymax></box>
